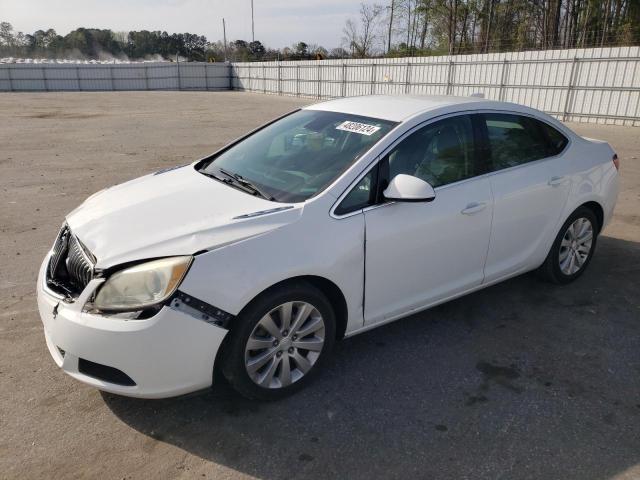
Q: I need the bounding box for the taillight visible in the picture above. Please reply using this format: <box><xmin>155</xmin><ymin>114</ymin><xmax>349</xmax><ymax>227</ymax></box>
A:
<box><xmin>612</xmin><ymin>153</ymin><xmax>620</xmax><ymax>170</ymax></box>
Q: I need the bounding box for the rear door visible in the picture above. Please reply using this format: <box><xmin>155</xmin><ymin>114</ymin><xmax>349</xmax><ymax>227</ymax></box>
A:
<box><xmin>477</xmin><ymin>113</ymin><xmax>572</xmax><ymax>282</ymax></box>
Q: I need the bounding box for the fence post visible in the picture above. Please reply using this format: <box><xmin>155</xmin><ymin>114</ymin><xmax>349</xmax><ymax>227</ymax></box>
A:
<box><xmin>42</xmin><ymin>66</ymin><xmax>48</xmax><ymax>92</ymax></box>
<box><xmin>296</xmin><ymin>64</ymin><xmax>300</xmax><ymax>97</ymax></box>
<box><xmin>144</xmin><ymin>64</ymin><xmax>149</xmax><ymax>90</ymax></box>
<box><xmin>176</xmin><ymin>59</ymin><xmax>181</xmax><ymax>91</ymax></box>
<box><xmin>404</xmin><ymin>62</ymin><xmax>412</xmax><ymax>94</ymax></box>
<box><xmin>7</xmin><ymin>66</ymin><xmax>13</xmax><ymax>91</ymax></box>
<box><xmin>228</xmin><ymin>63</ymin><xmax>233</xmax><ymax>91</ymax></box>
<box><xmin>563</xmin><ymin>57</ymin><xmax>579</xmax><ymax>122</ymax></box>
<box><xmin>263</xmin><ymin>64</ymin><xmax>266</xmax><ymax>94</ymax></box>
<box><xmin>498</xmin><ymin>59</ymin><xmax>509</xmax><ymax>101</ymax></box>
<box><xmin>446</xmin><ymin>60</ymin><xmax>454</xmax><ymax>95</ymax></box>
<box><xmin>318</xmin><ymin>63</ymin><xmax>322</xmax><ymax>99</ymax></box>
<box><xmin>109</xmin><ymin>65</ymin><xmax>115</xmax><ymax>91</ymax></box>
<box><xmin>204</xmin><ymin>63</ymin><xmax>209</xmax><ymax>91</ymax></box>
<box><xmin>342</xmin><ymin>63</ymin><xmax>347</xmax><ymax>97</ymax></box>
<box><xmin>370</xmin><ymin>62</ymin><xmax>376</xmax><ymax>95</ymax></box>
<box><xmin>277</xmin><ymin>62</ymin><xmax>281</xmax><ymax>95</ymax></box>
<box><xmin>76</xmin><ymin>65</ymin><xmax>81</xmax><ymax>91</ymax></box>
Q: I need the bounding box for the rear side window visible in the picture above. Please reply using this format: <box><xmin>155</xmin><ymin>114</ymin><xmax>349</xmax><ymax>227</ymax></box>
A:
<box><xmin>539</xmin><ymin>121</ymin><xmax>569</xmax><ymax>156</ymax></box>
<box><xmin>482</xmin><ymin>113</ymin><xmax>552</xmax><ymax>171</ymax></box>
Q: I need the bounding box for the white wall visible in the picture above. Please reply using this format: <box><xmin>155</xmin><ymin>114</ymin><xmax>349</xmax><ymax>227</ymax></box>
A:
<box><xmin>232</xmin><ymin>46</ymin><xmax>640</xmax><ymax>125</ymax></box>
<box><xmin>0</xmin><ymin>62</ymin><xmax>230</xmax><ymax>92</ymax></box>
<box><xmin>1</xmin><ymin>47</ymin><xmax>638</xmax><ymax>125</ymax></box>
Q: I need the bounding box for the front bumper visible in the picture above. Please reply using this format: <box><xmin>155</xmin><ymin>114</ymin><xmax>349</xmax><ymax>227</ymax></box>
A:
<box><xmin>37</xmin><ymin>254</ymin><xmax>228</xmax><ymax>399</ymax></box>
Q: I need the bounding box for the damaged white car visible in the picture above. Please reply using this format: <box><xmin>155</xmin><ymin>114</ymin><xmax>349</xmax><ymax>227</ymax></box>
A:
<box><xmin>37</xmin><ymin>95</ymin><xmax>619</xmax><ymax>400</ymax></box>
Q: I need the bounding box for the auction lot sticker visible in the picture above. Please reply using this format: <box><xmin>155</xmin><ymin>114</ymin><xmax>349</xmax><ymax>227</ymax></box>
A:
<box><xmin>336</xmin><ymin>121</ymin><xmax>381</xmax><ymax>136</ymax></box>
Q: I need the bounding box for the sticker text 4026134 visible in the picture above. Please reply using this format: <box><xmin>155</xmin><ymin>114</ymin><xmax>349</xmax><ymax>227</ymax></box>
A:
<box><xmin>336</xmin><ymin>121</ymin><xmax>381</xmax><ymax>136</ymax></box>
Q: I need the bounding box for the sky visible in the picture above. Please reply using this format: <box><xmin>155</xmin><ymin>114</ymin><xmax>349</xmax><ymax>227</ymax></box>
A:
<box><xmin>0</xmin><ymin>0</ymin><xmax>365</xmax><ymax>49</ymax></box>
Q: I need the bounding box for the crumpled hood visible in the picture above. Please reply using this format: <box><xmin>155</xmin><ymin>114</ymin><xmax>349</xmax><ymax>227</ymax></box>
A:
<box><xmin>66</xmin><ymin>164</ymin><xmax>302</xmax><ymax>269</ymax></box>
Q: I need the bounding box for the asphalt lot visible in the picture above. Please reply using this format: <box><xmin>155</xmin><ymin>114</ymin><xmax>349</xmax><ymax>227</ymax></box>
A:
<box><xmin>1</xmin><ymin>91</ymin><xmax>639</xmax><ymax>480</ymax></box>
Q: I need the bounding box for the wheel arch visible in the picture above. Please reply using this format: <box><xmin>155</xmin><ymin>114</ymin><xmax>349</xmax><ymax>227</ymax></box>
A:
<box><xmin>579</xmin><ymin>200</ymin><xmax>604</xmax><ymax>233</ymax></box>
<box><xmin>238</xmin><ymin>275</ymin><xmax>348</xmax><ymax>340</ymax></box>
<box><xmin>211</xmin><ymin>275</ymin><xmax>349</xmax><ymax>381</ymax></box>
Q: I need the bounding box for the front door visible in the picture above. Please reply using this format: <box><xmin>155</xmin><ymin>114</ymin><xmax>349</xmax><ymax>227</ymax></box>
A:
<box><xmin>361</xmin><ymin>114</ymin><xmax>493</xmax><ymax>325</ymax></box>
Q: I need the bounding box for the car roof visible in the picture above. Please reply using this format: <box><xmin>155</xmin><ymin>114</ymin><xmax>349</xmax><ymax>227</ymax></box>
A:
<box><xmin>304</xmin><ymin>94</ymin><xmax>536</xmax><ymax>123</ymax></box>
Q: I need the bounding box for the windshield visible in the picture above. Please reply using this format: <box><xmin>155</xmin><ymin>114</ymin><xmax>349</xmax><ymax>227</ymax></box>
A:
<box><xmin>199</xmin><ymin>110</ymin><xmax>397</xmax><ymax>203</ymax></box>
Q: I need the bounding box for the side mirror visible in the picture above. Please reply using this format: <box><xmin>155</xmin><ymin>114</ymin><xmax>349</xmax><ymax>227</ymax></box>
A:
<box><xmin>383</xmin><ymin>174</ymin><xmax>436</xmax><ymax>202</ymax></box>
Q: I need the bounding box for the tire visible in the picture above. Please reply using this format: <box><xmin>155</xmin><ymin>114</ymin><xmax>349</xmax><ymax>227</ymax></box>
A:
<box><xmin>538</xmin><ymin>206</ymin><xmax>599</xmax><ymax>284</ymax></box>
<box><xmin>221</xmin><ymin>281</ymin><xmax>336</xmax><ymax>400</ymax></box>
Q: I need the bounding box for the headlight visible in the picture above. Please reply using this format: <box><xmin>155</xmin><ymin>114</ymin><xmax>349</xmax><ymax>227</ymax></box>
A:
<box><xmin>93</xmin><ymin>256</ymin><xmax>192</xmax><ymax>311</ymax></box>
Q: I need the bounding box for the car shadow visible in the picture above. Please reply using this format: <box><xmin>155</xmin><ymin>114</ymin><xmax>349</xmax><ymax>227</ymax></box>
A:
<box><xmin>102</xmin><ymin>235</ymin><xmax>640</xmax><ymax>480</ymax></box>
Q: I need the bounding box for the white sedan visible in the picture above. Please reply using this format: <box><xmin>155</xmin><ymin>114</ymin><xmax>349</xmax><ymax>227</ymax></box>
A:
<box><xmin>37</xmin><ymin>95</ymin><xmax>619</xmax><ymax>400</ymax></box>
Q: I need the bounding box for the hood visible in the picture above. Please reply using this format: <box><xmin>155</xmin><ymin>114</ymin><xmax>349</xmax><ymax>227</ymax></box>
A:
<box><xmin>66</xmin><ymin>165</ymin><xmax>302</xmax><ymax>269</ymax></box>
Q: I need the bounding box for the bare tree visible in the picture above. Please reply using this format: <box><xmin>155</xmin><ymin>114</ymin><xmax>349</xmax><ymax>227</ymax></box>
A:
<box><xmin>448</xmin><ymin>0</ymin><xmax>459</xmax><ymax>54</ymax></box>
<box><xmin>417</xmin><ymin>0</ymin><xmax>433</xmax><ymax>50</ymax></box>
<box><xmin>343</xmin><ymin>3</ymin><xmax>384</xmax><ymax>57</ymax></box>
<box><xmin>0</xmin><ymin>22</ymin><xmax>15</xmax><ymax>47</ymax></box>
<box><xmin>2</xmin><ymin>0</ymin><xmax>639</xmax><ymax>61</ymax></box>
<box><xmin>386</xmin><ymin>0</ymin><xmax>398</xmax><ymax>53</ymax></box>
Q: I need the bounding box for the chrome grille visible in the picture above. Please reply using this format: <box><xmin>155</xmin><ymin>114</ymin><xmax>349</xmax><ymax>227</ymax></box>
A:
<box><xmin>48</xmin><ymin>226</ymin><xmax>69</xmax><ymax>279</ymax></box>
<box><xmin>47</xmin><ymin>225</ymin><xmax>95</xmax><ymax>296</ymax></box>
<box><xmin>66</xmin><ymin>234</ymin><xmax>94</xmax><ymax>290</ymax></box>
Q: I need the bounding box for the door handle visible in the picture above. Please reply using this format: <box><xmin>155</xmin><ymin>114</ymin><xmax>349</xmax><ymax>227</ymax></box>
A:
<box><xmin>548</xmin><ymin>176</ymin><xmax>566</xmax><ymax>186</ymax></box>
<box><xmin>461</xmin><ymin>202</ymin><xmax>487</xmax><ymax>215</ymax></box>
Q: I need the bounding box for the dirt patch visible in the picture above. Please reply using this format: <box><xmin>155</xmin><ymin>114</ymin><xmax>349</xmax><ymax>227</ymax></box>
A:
<box><xmin>0</xmin><ymin>91</ymin><xmax>639</xmax><ymax>480</ymax></box>
<box><xmin>26</xmin><ymin>111</ymin><xmax>105</xmax><ymax>119</ymax></box>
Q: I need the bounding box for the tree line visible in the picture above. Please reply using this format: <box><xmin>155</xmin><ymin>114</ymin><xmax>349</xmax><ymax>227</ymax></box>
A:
<box><xmin>0</xmin><ymin>23</ymin><xmax>209</xmax><ymax>61</ymax></box>
<box><xmin>0</xmin><ymin>21</ymin><xmax>346</xmax><ymax>62</ymax></box>
<box><xmin>345</xmin><ymin>0</ymin><xmax>640</xmax><ymax>57</ymax></box>
<box><xmin>1</xmin><ymin>0</ymin><xmax>638</xmax><ymax>63</ymax></box>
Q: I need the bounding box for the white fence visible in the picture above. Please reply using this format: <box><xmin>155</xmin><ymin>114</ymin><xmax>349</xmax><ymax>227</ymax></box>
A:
<box><xmin>232</xmin><ymin>46</ymin><xmax>640</xmax><ymax>125</ymax></box>
<box><xmin>1</xmin><ymin>47</ymin><xmax>639</xmax><ymax>125</ymax></box>
<box><xmin>0</xmin><ymin>62</ymin><xmax>230</xmax><ymax>92</ymax></box>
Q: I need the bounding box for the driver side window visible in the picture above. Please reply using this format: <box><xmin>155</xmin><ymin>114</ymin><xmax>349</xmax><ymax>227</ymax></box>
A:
<box><xmin>336</xmin><ymin>115</ymin><xmax>477</xmax><ymax>215</ymax></box>
<box><xmin>386</xmin><ymin>114</ymin><xmax>475</xmax><ymax>188</ymax></box>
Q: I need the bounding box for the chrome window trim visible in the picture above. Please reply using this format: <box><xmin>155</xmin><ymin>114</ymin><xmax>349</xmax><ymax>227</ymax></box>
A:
<box><xmin>330</xmin><ymin>108</ymin><xmax>572</xmax><ymax>220</ymax></box>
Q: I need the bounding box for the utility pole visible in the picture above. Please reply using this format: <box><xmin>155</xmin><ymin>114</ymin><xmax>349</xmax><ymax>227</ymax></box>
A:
<box><xmin>387</xmin><ymin>0</ymin><xmax>395</xmax><ymax>54</ymax></box>
<box><xmin>222</xmin><ymin>18</ymin><xmax>228</xmax><ymax>62</ymax></box>
<box><xmin>251</xmin><ymin>0</ymin><xmax>255</xmax><ymax>42</ymax></box>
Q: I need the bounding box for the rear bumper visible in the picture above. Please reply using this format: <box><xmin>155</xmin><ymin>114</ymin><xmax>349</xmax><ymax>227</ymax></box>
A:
<box><xmin>37</xmin><ymin>254</ymin><xmax>228</xmax><ymax>399</ymax></box>
<box><xmin>602</xmin><ymin>168</ymin><xmax>620</xmax><ymax>230</ymax></box>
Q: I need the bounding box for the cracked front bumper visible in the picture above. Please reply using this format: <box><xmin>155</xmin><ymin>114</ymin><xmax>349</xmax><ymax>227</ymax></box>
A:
<box><xmin>37</xmin><ymin>254</ymin><xmax>228</xmax><ymax>399</ymax></box>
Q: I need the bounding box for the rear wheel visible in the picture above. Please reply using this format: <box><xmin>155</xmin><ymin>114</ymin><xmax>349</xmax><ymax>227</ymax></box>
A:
<box><xmin>538</xmin><ymin>207</ymin><xmax>598</xmax><ymax>284</ymax></box>
<box><xmin>221</xmin><ymin>282</ymin><xmax>335</xmax><ymax>400</ymax></box>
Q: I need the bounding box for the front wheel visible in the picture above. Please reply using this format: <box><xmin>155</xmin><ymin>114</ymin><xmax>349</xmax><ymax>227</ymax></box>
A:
<box><xmin>538</xmin><ymin>207</ymin><xmax>599</xmax><ymax>284</ymax></box>
<box><xmin>221</xmin><ymin>282</ymin><xmax>336</xmax><ymax>400</ymax></box>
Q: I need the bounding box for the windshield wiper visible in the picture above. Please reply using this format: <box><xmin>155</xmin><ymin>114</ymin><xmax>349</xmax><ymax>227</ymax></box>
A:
<box><xmin>199</xmin><ymin>170</ymin><xmax>232</xmax><ymax>184</ymax></box>
<box><xmin>217</xmin><ymin>168</ymin><xmax>276</xmax><ymax>201</ymax></box>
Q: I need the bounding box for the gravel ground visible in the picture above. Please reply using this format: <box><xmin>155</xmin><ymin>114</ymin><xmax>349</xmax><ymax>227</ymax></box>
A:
<box><xmin>1</xmin><ymin>91</ymin><xmax>639</xmax><ymax>480</ymax></box>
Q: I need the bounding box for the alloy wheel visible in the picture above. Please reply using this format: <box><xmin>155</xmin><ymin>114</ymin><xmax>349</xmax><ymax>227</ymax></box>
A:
<box><xmin>559</xmin><ymin>217</ymin><xmax>593</xmax><ymax>275</ymax></box>
<box><xmin>244</xmin><ymin>301</ymin><xmax>325</xmax><ymax>389</ymax></box>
